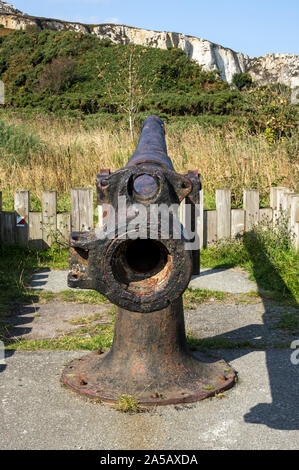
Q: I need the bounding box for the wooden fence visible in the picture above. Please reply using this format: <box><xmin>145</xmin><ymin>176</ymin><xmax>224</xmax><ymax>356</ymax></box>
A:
<box><xmin>0</xmin><ymin>186</ymin><xmax>298</xmax><ymax>251</ymax></box>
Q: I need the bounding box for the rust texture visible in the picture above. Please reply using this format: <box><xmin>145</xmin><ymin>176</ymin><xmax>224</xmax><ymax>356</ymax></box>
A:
<box><xmin>62</xmin><ymin>115</ymin><xmax>236</xmax><ymax>405</ymax></box>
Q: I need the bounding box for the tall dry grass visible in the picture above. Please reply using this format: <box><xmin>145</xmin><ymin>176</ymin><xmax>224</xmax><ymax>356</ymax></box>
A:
<box><xmin>0</xmin><ymin>114</ymin><xmax>298</xmax><ymax>208</ymax></box>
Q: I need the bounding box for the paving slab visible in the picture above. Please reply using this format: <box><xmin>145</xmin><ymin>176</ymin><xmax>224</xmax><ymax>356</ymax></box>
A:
<box><xmin>190</xmin><ymin>268</ymin><xmax>258</xmax><ymax>293</ymax></box>
<box><xmin>185</xmin><ymin>301</ymin><xmax>298</xmax><ymax>347</ymax></box>
<box><xmin>1</xmin><ymin>302</ymin><xmax>112</xmax><ymax>340</ymax></box>
<box><xmin>28</xmin><ymin>267</ymin><xmax>258</xmax><ymax>294</ymax></box>
<box><xmin>0</xmin><ymin>350</ymin><xmax>298</xmax><ymax>450</ymax></box>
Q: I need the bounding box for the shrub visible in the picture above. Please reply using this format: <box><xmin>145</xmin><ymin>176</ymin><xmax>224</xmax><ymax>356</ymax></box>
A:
<box><xmin>232</xmin><ymin>72</ymin><xmax>253</xmax><ymax>90</ymax></box>
<box><xmin>38</xmin><ymin>56</ymin><xmax>77</xmax><ymax>94</ymax></box>
<box><xmin>244</xmin><ymin>84</ymin><xmax>298</xmax><ymax>142</ymax></box>
<box><xmin>13</xmin><ymin>72</ymin><xmax>27</xmax><ymax>87</ymax></box>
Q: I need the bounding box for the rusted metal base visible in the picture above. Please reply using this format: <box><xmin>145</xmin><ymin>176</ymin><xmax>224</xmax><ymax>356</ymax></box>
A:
<box><xmin>61</xmin><ymin>298</ymin><xmax>236</xmax><ymax>406</ymax></box>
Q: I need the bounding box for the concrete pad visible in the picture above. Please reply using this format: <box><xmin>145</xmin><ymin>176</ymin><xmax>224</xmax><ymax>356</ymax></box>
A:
<box><xmin>28</xmin><ymin>267</ymin><xmax>258</xmax><ymax>294</ymax></box>
<box><xmin>1</xmin><ymin>302</ymin><xmax>112</xmax><ymax>340</ymax></box>
<box><xmin>28</xmin><ymin>269</ymin><xmax>71</xmax><ymax>293</ymax></box>
<box><xmin>185</xmin><ymin>302</ymin><xmax>298</xmax><ymax>347</ymax></box>
<box><xmin>0</xmin><ymin>350</ymin><xmax>298</xmax><ymax>449</ymax></box>
<box><xmin>190</xmin><ymin>268</ymin><xmax>258</xmax><ymax>293</ymax></box>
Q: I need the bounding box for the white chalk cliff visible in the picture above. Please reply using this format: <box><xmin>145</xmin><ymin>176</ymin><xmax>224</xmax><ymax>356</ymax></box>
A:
<box><xmin>0</xmin><ymin>1</ymin><xmax>298</xmax><ymax>88</ymax></box>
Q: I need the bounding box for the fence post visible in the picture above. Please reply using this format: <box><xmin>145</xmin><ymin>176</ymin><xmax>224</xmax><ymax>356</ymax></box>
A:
<box><xmin>290</xmin><ymin>195</ymin><xmax>299</xmax><ymax>251</ymax></box>
<box><xmin>42</xmin><ymin>191</ymin><xmax>57</xmax><ymax>247</ymax></box>
<box><xmin>14</xmin><ymin>190</ymin><xmax>30</xmax><ymax>245</ymax></box>
<box><xmin>71</xmin><ymin>188</ymin><xmax>93</xmax><ymax>232</ymax></box>
<box><xmin>179</xmin><ymin>188</ymin><xmax>202</xmax><ymax>275</ymax></box>
<box><xmin>243</xmin><ymin>189</ymin><xmax>259</xmax><ymax>231</ymax></box>
<box><xmin>57</xmin><ymin>212</ymin><xmax>71</xmax><ymax>244</ymax></box>
<box><xmin>231</xmin><ymin>209</ymin><xmax>245</xmax><ymax>238</ymax></box>
<box><xmin>199</xmin><ymin>189</ymin><xmax>204</xmax><ymax>250</ymax></box>
<box><xmin>216</xmin><ymin>189</ymin><xmax>231</xmax><ymax>239</ymax></box>
<box><xmin>203</xmin><ymin>209</ymin><xmax>217</xmax><ymax>248</ymax></box>
<box><xmin>29</xmin><ymin>212</ymin><xmax>44</xmax><ymax>249</ymax></box>
<box><xmin>270</xmin><ymin>186</ymin><xmax>289</xmax><ymax>225</ymax></box>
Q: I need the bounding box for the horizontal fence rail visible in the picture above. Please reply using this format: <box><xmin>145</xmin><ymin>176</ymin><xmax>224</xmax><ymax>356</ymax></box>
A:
<box><xmin>0</xmin><ymin>187</ymin><xmax>298</xmax><ymax>252</ymax></box>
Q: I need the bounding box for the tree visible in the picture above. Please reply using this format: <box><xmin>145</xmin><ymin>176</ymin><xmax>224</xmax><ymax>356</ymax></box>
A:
<box><xmin>99</xmin><ymin>46</ymin><xmax>155</xmax><ymax>141</ymax></box>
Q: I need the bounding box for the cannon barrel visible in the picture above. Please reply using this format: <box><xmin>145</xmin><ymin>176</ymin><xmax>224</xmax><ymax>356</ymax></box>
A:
<box><xmin>62</xmin><ymin>116</ymin><xmax>236</xmax><ymax>406</ymax></box>
<box><xmin>126</xmin><ymin>115</ymin><xmax>174</xmax><ymax>170</ymax></box>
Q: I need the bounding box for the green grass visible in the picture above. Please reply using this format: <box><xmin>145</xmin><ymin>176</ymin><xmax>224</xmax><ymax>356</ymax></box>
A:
<box><xmin>5</xmin><ymin>324</ymin><xmax>114</xmax><ymax>351</ymax></box>
<box><xmin>0</xmin><ymin>119</ymin><xmax>44</xmax><ymax>166</ymax></box>
<box><xmin>183</xmin><ymin>288</ymin><xmax>228</xmax><ymax>309</ymax></box>
<box><xmin>200</xmin><ymin>215</ymin><xmax>299</xmax><ymax>304</ymax></box>
<box><xmin>187</xmin><ymin>334</ymin><xmax>263</xmax><ymax>351</ymax></box>
<box><xmin>58</xmin><ymin>290</ymin><xmax>108</xmax><ymax>304</ymax></box>
<box><xmin>275</xmin><ymin>313</ymin><xmax>299</xmax><ymax>331</ymax></box>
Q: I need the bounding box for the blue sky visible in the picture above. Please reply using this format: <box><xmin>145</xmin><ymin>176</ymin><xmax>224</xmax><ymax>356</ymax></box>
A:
<box><xmin>11</xmin><ymin>0</ymin><xmax>299</xmax><ymax>57</ymax></box>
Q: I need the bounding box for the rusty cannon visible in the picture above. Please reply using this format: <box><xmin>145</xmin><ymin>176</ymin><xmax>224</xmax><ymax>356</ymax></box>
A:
<box><xmin>61</xmin><ymin>116</ymin><xmax>236</xmax><ymax>406</ymax></box>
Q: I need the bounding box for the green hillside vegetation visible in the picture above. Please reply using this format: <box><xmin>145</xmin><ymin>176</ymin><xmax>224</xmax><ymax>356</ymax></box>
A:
<box><xmin>0</xmin><ymin>30</ymin><xmax>243</xmax><ymax>116</ymax></box>
<box><xmin>0</xmin><ymin>30</ymin><xmax>297</xmax><ymax>136</ymax></box>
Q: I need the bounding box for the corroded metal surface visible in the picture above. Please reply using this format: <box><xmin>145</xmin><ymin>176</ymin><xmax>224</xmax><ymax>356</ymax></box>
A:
<box><xmin>63</xmin><ymin>115</ymin><xmax>236</xmax><ymax>406</ymax></box>
<box><xmin>61</xmin><ymin>300</ymin><xmax>236</xmax><ymax>405</ymax></box>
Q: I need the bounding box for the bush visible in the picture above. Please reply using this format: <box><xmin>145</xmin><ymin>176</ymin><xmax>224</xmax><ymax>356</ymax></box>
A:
<box><xmin>232</xmin><ymin>72</ymin><xmax>253</xmax><ymax>90</ymax></box>
<box><xmin>38</xmin><ymin>56</ymin><xmax>77</xmax><ymax>94</ymax></box>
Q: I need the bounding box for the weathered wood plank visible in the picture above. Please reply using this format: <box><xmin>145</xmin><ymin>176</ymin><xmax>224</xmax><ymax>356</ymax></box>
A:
<box><xmin>199</xmin><ymin>189</ymin><xmax>204</xmax><ymax>251</ymax></box>
<box><xmin>203</xmin><ymin>210</ymin><xmax>217</xmax><ymax>248</ymax></box>
<box><xmin>29</xmin><ymin>212</ymin><xmax>45</xmax><ymax>250</ymax></box>
<box><xmin>270</xmin><ymin>186</ymin><xmax>290</xmax><ymax>225</ymax></box>
<box><xmin>259</xmin><ymin>208</ymin><xmax>273</xmax><ymax>224</ymax></box>
<box><xmin>231</xmin><ymin>209</ymin><xmax>245</xmax><ymax>238</ymax></box>
<box><xmin>1</xmin><ymin>212</ymin><xmax>16</xmax><ymax>244</ymax></box>
<box><xmin>57</xmin><ymin>212</ymin><xmax>71</xmax><ymax>244</ymax></box>
<box><xmin>71</xmin><ymin>188</ymin><xmax>93</xmax><ymax>232</ymax></box>
<box><xmin>280</xmin><ymin>191</ymin><xmax>294</xmax><ymax>229</ymax></box>
<box><xmin>216</xmin><ymin>189</ymin><xmax>231</xmax><ymax>239</ymax></box>
<box><xmin>243</xmin><ymin>189</ymin><xmax>259</xmax><ymax>231</ymax></box>
<box><xmin>179</xmin><ymin>189</ymin><xmax>201</xmax><ymax>274</ymax></box>
<box><xmin>14</xmin><ymin>190</ymin><xmax>30</xmax><ymax>245</ymax></box>
<box><xmin>270</xmin><ymin>186</ymin><xmax>286</xmax><ymax>209</ymax></box>
<box><xmin>42</xmin><ymin>191</ymin><xmax>57</xmax><ymax>247</ymax></box>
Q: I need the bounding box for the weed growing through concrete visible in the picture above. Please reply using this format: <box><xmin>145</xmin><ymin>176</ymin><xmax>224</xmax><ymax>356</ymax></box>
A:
<box><xmin>115</xmin><ymin>395</ymin><xmax>141</xmax><ymax>413</ymax></box>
